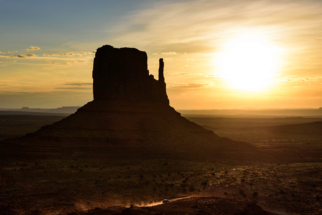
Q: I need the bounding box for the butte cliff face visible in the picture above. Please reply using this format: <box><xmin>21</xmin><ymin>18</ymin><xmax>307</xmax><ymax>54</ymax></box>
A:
<box><xmin>93</xmin><ymin>45</ymin><xmax>169</xmax><ymax>104</ymax></box>
<box><xmin>1</xmin><ymin>45</ymin><xmax>258</xmax><ymax>163</ymax></box>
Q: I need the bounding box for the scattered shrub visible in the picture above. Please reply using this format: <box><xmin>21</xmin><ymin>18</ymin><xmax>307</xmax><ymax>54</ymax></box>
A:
<box><xmin>201</xmin><ymin>180</ymin><xmax>208</xmax><ymax>186</ymax></box>
<box><xmin>239</xmin><ymin>189</ymin><xmax>246</xmax><ymax>198</ymax></box>
<box><xmin>189</xmin><ymin>186</ymin><xmax>196</xmax><ymax>192</ymax></box>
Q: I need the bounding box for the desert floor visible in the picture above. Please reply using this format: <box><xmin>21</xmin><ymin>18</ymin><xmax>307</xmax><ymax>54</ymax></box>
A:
<box><xmin>1</xmin><ymin>114</ymin><xmax>322</xmax><ymax>214</ymax></box>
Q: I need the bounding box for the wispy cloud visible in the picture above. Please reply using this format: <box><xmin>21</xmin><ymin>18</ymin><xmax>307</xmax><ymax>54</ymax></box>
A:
<box><xmin>27</xmin><ymin>46</ymin><xmax>40</xmax><ymax>51</ymax></box>
<box><xmin>55</xmin><ymin>83</ymin><xmax>92</xmax><ymax>90</ymax></box>
<box><xmin>43</xmin><ymin>51</ymin><xmax>90</xmax><ymax>57</ymax></box>
<box><xmin>161</xmin><ymin>52</ymin><xmax>176</xmax><ymax>55</ymax></box>
<box><xmin>168</xmin><ymin>83</ymin><xmax>214</xmax><ymax>89</ymax></box>
<box><xmin>61</xmin><ymin>52</ymin><xmax>75</xmax><ymax>56</ymax></box>
<box><xmin>64</xmin><ymin>82</ymin><xmax>92</xmax><ymax>86</ymax></box>
<box><xmin>55</xmin><ymin>87</ymin><xmax>91</xmax><ymax>90</ymax></box>
<box><xmin>10</xmin><ymin>54</ymin><xmax>37</xmax><ymax>58</ymax></box>
<box><xmin>43</xmin><ymin>53</ymin><xmax>61</xmax><ymax>57</ymax></box>
<box><xmin>111</xmin><ymin>0</ymin><xmax>322</xmax><ymax>57</ymax></box>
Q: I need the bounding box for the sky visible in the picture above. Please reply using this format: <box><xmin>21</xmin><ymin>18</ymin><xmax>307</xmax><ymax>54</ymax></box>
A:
<box><xmin>1</xmin><ymin>0</ymin><xmax>322</xmax><ymax>109</ymax></box>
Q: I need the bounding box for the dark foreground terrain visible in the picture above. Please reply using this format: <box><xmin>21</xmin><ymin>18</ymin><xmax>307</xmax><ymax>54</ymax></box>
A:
<box><xmin>1</xmin><ymin>158</ymin><xmax>322</xmax><ymax>214</ymax></box>
<box><xmin>75</xmin><ymin>197</ymin><xmax>281</xmax><ymax>215</ymax></box>
<box><xmin>1</xmin><ymin>115</ymin><xmax>322</xmax><ymax>214</ymax></box>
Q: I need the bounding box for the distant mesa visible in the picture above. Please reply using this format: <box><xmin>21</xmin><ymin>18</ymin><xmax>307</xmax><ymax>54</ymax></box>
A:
<box><xmin>0</xmin><ymin>106</ymin><xmax>80</xmax><ymax>115</ymax></box>
<box><xmin>1</xmin><ymin>45</ymin><xmax>257</xmax><ymax>163</ymax></box>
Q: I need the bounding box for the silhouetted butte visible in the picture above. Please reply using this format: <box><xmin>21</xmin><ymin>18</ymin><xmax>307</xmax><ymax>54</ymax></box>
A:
<box><xmin>1</xmin><ymin>45</ymin><xmax>257</xmax><ymax>163</ymax></box>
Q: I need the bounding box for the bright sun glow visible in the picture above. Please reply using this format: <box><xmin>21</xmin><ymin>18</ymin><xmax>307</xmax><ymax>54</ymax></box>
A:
<box><xmin>217</xmin><ymin>34</ymin><xmax>280</xmax><ymax>91</ymax></box>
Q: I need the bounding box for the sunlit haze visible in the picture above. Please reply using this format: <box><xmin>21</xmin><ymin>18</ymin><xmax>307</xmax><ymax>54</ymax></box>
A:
<box><xmin>1</xmin><ymin>0</ymin><xmax>322</xmax><ymax>109</ymax></box>
<box><xmin>217</xmin><ymin>34</ymin><xmax>281</xmax><ymax>91</ymax></box>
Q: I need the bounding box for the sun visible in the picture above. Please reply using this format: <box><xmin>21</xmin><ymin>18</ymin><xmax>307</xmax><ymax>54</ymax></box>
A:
<box><xmin>217</xmin><ymin>35</ymin><xmax>280</xmax><ymax>91</ymax></box>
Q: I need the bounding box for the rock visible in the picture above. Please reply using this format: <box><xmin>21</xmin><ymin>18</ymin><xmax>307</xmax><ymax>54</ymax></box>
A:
<box><xmin>93</xmin><ymin>45</ymin><xmax>169</xmax><ymax>104</ymax></box>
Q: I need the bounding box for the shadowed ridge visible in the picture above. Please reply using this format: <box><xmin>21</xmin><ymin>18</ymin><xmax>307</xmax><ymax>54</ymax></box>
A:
<box><xmin>0</xmin><ymin>45</ymin><xmax>259</xmax><ymax>163</ymax></box>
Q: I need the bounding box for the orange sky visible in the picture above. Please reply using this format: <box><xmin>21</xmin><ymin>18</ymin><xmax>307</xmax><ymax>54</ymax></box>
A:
<box><xmin>1</xmin><ymin>0</ymin><xmax>322</xmax><ymax>109</ymax></box>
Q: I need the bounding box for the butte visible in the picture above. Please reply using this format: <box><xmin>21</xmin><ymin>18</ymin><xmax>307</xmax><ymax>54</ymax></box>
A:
<box><xmin>1</xmin><ymin>45</ymin><xmax>257</xmax><ymax>162</ymax></box>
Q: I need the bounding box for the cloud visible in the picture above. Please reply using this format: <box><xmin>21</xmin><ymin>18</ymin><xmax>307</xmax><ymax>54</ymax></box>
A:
<box><xmin>0</xmin><ymin>51</ymin><xmax>3</xmax><ymax>54</ymax></box>
<box><xmin>172</xmin><ymin>72</ymin><xmax>188</xmax><ymax>75</ymax></box>
<box><xmin>26</xmin><ymin>54</ymin><xmax>36</xmax><ymax>57</ymax></box>
<box><xmin>42</xmin><ymin>51</ymin><xmax>89</xmax><ymax>57</ymax></box>
<box><xmin>64</xmin><ymin>82</ymin><xmax>92</xmax><ymax>86</ymax></box>
<box><xmin>88</xmin><ymin>51</ymin><xmax>96</xmax><ymax>54</ymax></box>
<box><xmin>168</xmin><ymin>83</ymin><xmax>214</xmax><ymax>89</ymax></box>
<box><xmin>206</xmin><ymin>75</ymin><xmax>220</xmax><ymax>78</ymax></box>
<box><xmin>61</xmin><ymin>52</ymin><xmax>75</xmax><ymax>56</ymax></box>
<box><xmin>10</xmin><ymin>54</ymin><xmax>37</xmax><ymax>58</ymax></box>
<box><xmin>280</xmin><ymin>76</ymin><xmax>322</xmax><ymax>83</ymax></box>
<box><xmin>55</xmin><ymin>87</ymin><xmax>91</xmax><ymax>90</ymax></box>
<box><xmin>53</xmin><ymin>62</ymin><xmax>72</xmax><ymax>65</ymax></box>
<box><xmin>27</xmin><ymin>46</ymin><xmax>40</xmax><ymax>51</ymax></box>
<box><xmin>161</xmin><ymin>52</ymin><xmax>176</xmax><ymax>55</ymax></box>
<box><xmin>56</xmin><ymin>83</ymin><xmax>92</xmax><ymax>90</ymax></box>
<box><xmin>110</xmin><ymin>0</ymin><xmax>322</xmax><ymax>58</ymax></box>
<box><xmin>43</xmin><ymin>53</ymin><xmax>61</xmax><ymax>57</ymax></box>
